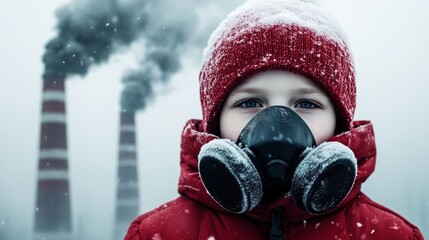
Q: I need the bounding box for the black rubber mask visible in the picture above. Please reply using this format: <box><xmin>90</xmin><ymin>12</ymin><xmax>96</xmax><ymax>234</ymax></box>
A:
<box><xmin>198</xmin><ymin>106</ymin><xmax>357</xmax><ymax>214</ymax></box>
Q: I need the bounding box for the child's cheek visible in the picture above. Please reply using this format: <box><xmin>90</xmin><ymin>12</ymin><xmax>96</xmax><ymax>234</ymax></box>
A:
<box><xmin>220</xmin><ymin>111</ymin><xmax>252</xmax><ymax>142</ymax></box>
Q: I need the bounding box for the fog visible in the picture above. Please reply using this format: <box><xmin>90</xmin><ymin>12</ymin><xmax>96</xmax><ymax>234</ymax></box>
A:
<box><xmin>0</xmin><ymin>0</ymin><xmax>427</xmax><ymax>239</ymax></box>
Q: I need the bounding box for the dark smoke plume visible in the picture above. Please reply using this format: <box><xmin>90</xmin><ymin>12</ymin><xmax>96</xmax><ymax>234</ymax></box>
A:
<box><xmin>120</xmin><ymin>0</ymin><xmax>197</xmax><ymax>112</ymax></box>
<box><xmin>43</xmin><ymin>0</ymin><xmax>147</xmax><ymax>77</ymax></box>
<box><xmin>120</xmin><ymin>68</ymin><xmax>154</xmax><ymax>112</ymax></box>
<box><xmin>44</xmin><ymin>0</ymin><xmax>210</xmax><ymax>113</ymax></box>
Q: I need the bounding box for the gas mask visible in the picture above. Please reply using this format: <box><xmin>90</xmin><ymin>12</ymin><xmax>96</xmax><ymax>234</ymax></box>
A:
<box><xmin>198</xmin><ymin>106</ymin><xmax>357</xmax><ymax>214</ymax></box>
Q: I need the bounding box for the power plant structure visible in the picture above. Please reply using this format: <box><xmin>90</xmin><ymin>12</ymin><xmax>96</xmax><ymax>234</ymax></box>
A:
<box><xmin>34</xmin><ymin>74</ymin><xmax>72</xmax><ymax>240</ymax></box>
<box><xmin>114</xmin><ymin>111</ymin><xmax>140</xmax><ymax>239</ymax></box>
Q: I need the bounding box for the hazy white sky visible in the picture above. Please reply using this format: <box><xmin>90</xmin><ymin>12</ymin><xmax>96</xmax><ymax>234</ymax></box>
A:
<box><xmin>0</xmin><ymin>0</ymin><xmax>428</xmax><ymax>239</ymax></box>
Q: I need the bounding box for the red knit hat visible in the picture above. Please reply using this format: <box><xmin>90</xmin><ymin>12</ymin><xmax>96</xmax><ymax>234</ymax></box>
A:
<box><xmin>199</xmin><ymin>0</ymin><xmax>356</xmax><ymax>135</ymax></box>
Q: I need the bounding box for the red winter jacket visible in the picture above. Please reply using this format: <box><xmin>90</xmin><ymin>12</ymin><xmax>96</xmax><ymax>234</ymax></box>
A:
<box><xmin>125</xmin><ymin>120</ymin><xmax>423</xmax><ymax>240</ymax></box>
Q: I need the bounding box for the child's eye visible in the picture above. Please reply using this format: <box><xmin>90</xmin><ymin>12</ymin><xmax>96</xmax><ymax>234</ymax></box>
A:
<box><xmin>295</xmin><ymin>100</ymin><xmax>321</xmax><ymax>109</ymax></box>
<box><xmin>237</xmin><ymin>99</ymin><xmax>263</xmax><ymax>108</ymax></box>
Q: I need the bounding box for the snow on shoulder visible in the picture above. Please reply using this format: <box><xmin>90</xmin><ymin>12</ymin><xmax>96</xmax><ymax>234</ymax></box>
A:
<box><xmin>203</xmin><ymin>0</ymin><xmax>350</xmax><ymax>64</ymax></box>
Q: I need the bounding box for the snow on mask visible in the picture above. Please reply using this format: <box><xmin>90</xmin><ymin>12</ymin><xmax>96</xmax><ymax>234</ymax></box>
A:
<box><xmin>198</xmin><ymin>106</ymin><xmax>357</xmax><ymax>214</ymax></box>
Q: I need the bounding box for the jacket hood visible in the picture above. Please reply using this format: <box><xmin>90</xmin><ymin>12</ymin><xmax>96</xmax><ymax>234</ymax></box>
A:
<box><xmin>178</xmin><ymin>119</ymin><xmax>376</xmax><ymax>224</ymax></box>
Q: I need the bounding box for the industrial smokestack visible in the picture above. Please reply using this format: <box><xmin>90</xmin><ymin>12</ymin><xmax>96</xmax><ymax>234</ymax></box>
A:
<box><xmin>38</xmin><ymin>1</ymin><xmax>147</xmax><ymax>238</ymax></box>
<box><xmin>110</xmin><ymin>3</ymin><xmax>203</xmax><ymax>237</ymax></box>
<box><xmin>114</xmin><ymin>111</ymin><xmax>140</xmax><ymax>239</ymax></box>
<box><xmin>34</xmin><ymin>75</ymin><xmax>72</xmax><ymax>240</ymax></box>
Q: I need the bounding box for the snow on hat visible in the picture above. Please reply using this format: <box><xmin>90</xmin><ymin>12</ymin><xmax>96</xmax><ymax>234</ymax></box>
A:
<box><xmin>199</xmin><ymin>0</ymin><xmax>356</xmax><ymax>135</ymax></box>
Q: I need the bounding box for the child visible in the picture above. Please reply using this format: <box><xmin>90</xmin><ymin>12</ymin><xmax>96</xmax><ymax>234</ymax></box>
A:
<box><xmin>125</xmin><ymin>0</ymin><xmax>423</xmax><ymax>239</ymax></box>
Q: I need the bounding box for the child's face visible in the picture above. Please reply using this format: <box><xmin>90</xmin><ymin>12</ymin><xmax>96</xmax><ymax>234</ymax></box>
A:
<box><xmin>219</xmin><ymin>70</ymin><xmax>336</xmax><ymax>145</ymax></box>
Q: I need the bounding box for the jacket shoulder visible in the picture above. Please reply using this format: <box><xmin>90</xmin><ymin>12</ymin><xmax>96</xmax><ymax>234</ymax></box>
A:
<box><xmin>124</xmin><ymin>196</ymin><xmax>203</xmax><ymax>240</ymax></box>
<box><xmin>345</xmin><ymin>193</ymin><xmax>423</xmax><ymax>240</ymax></box>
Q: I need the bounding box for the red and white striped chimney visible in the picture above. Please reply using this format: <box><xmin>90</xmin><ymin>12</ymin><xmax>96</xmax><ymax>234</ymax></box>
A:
<box><xmin>114</xmin><ymin>111</ymin><xmax>140</xmax><ymax>239</ymax></box>
<box><xmin>34</xmin><ymin>75</ymin><xmax>72</xmax><ymax>240</ymax></box>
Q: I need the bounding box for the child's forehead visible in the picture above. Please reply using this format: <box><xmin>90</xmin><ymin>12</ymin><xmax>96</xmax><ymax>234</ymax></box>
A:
<box><xmin>226</xmin><ymin>72</ymin><xmax>327</xmax><ymax>101</ymax></box>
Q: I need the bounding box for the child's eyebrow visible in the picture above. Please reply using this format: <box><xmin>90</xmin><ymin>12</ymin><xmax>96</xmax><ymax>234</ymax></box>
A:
<box><xmin>230</xmin><ymin>87</ymin><xmax>266</xmax><ymax>96</ymax></box>
<box><xmin>295</xmin><ymin>88</ymin><xmax>323</xmax><ymax>95</ymax></box>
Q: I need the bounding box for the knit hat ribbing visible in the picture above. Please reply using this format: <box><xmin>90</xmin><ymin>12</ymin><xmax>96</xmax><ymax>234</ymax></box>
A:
<box><xmin>199</xmin><ymin>0</ymin><xmax>356</xmax><ymax>135</ymax></box>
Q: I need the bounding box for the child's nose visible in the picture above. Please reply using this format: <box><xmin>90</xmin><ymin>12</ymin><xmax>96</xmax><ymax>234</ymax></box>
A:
<box><xmin>268</xmin><ymin>97</ymin><xmax>291</xmax><ymax>109</ymax></box>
